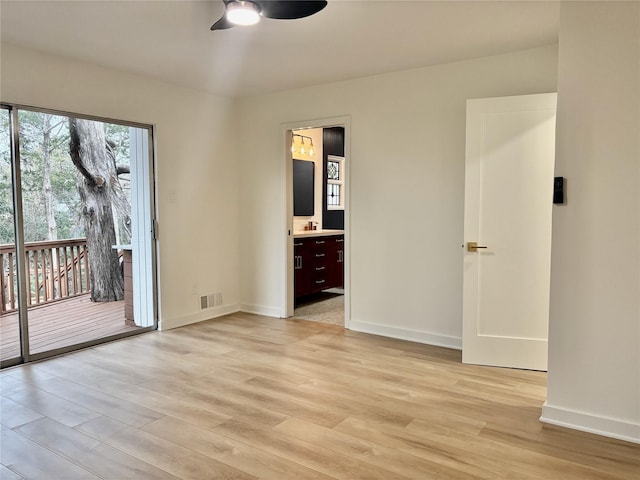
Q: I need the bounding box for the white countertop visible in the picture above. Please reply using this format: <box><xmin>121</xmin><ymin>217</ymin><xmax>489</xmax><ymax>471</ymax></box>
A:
<box><xmin>293</xmin><ymin>229</ymin><xmax>344</xmax><ymax>238</ymax></box>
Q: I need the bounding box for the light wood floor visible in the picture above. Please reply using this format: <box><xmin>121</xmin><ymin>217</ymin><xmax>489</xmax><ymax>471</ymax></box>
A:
<box><xmin>1</xmin><ymin>312</ymin><xmax>638</xmax><ymax>479</ymax></box>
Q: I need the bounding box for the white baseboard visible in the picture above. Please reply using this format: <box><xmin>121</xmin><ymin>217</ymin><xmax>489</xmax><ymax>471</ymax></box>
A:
<box><xmin>348</xmin><ymin>320</ymin><xmax>462</xmax><ymax>350</ymax></box>
<box><xmin>159</xmin><ymin>304</ymin><xmax>240</xmax><ymax>331</ymax></box>
<box><xmin>239</xmin><ymin>303</ymin><xmax>284</xmax><ymax>318</ymax></box>
<box><xmin>540</xmin><ymin>402</ymin><xmax>640</xmax><ymax>444</ymax></box>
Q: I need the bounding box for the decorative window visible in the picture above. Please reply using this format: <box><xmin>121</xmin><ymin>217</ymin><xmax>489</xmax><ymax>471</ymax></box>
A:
<box><xmin>327</xmin><ymin>160</ymin><xmax>340</xmax><ymax>180</ymax></box>
<box><xmin>327</xmin><ymin>183</ymin><xmax>341</xmax><ymax>206</ymax></box>
<box><xmin>327</xmin><ymin>155</ymin><xmax>345</xmax><ymax>210</ymax></box>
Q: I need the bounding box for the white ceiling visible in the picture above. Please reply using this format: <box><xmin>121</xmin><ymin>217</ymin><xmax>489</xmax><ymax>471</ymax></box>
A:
<box><xmin>0</xmin><ymin>0</ymin><xmax>560</xmax><ymax>98</ymax></box>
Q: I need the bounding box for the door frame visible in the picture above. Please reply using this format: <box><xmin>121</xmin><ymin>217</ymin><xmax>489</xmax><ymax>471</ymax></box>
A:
<box><xmin>282</xmin><ymin>116</ymin><xmax>351</xmax><ymax>326</ymax></box>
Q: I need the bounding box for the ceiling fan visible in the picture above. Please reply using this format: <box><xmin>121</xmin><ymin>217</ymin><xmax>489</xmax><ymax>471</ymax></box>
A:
<box><xmin>211</xmin><ymin>0</ymin><xmax>328</xmax><ymax>30</ymax></box>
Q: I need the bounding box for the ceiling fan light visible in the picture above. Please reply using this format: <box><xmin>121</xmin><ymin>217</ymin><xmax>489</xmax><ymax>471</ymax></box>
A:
<box><xmin>227</xmin><ymin>1</ymin><xmax>261</xmax><ymax>26</ymax></box>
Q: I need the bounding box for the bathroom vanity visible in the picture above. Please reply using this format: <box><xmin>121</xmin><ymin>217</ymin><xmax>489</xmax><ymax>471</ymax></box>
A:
<box><xmin>294</xmin><ymin>230</ymin><xmax>344</xmax><ymax>298</ymax></box>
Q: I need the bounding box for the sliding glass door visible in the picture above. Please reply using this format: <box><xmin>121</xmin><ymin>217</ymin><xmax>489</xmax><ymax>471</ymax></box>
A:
<box><xmin>0</xmin><ymin>105</ymin><xmax>157</xmax><ymax>366</ymax></box>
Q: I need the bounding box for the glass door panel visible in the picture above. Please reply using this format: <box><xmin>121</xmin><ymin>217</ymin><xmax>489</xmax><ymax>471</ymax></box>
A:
<box><xmin>0</xmin><ymin>107</ymin><xmax>21</xmax><ymax>364</ymax></box>
<box><xmin>16</xmin><ymin>110</ymin><xmax>152</xmax><ymax>357</ymax></box>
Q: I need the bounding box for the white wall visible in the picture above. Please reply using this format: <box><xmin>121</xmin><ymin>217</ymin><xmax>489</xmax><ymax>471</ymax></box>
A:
<box><xmin>1</xmin><ymin>43</ymin><xmax>241</xmax><ymax>330</ymax></box>
<box><xmin>542</xmin><ymin>2</ymin><xmax>640</xmax><ymax>443</ymax></box>
<box><xmin>236</xmin><ymin>45</ymin><xmax>558</xmax><ymax>346</ymax></box>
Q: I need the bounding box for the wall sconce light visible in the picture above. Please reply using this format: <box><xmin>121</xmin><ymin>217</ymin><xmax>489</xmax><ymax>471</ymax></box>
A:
<box><xmin>292</xmin><ymin>133</ymin><xmax>315</xmax><ymax>157</ymax></box>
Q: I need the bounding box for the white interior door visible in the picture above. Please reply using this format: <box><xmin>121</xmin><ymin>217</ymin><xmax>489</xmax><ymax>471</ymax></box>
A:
<box><xmin>462</xmin><ymin>93</ymin><xmax>556</xmax><ymax>371</ymax></box>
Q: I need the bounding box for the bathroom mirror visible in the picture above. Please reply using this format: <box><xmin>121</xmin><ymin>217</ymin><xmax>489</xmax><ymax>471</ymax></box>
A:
<box><xmin>293</xmin><ymin>159</ymin><xmax>314</xmax><ymax>216</ymax></box>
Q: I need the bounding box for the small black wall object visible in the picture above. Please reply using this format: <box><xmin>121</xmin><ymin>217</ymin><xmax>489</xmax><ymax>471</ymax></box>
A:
<box><xmin>554</xmin><ymin>176</ymin><xmax>565</xmax><ymax>204</ymax></box>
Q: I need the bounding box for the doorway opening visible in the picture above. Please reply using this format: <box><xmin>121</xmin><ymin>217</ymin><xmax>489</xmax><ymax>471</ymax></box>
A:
<box><xmin>0</xmin><ymin>104</ymin><xmax>157</xmax><ymax>367</ymax></box>
<box><xmin>284</xmin><ymin>117</ymin><xmax>350</xmax><ymax>327</ymax></box>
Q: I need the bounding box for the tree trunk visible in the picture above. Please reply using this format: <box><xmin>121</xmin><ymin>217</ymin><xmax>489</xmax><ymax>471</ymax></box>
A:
<box><xmin>69</xmin><ymin>118</ymin><xmax>124</xmax><ymax>302</ymax></box>
<box><xmin>107</xmin><ymin>142</ymin><xmax>131</xmax><ymax>244</ymax></box>
<box><xmin>41</xmin><ymin>114</ymin><xmax>57</xmax><ymax>241</ymax></box>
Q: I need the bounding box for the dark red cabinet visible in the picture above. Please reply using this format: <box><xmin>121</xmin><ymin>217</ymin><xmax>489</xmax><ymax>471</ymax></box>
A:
<box><xmin>294</xmin><ymin>234</ymin><xmax>343</xmax><ymax>299</ymax></box>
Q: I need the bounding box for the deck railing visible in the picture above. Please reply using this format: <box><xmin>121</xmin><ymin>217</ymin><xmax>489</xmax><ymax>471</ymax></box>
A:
<box><xmin>0</xmin><ymin>238</ymin><xmax>90</xmax><ymax>315</ymax></box>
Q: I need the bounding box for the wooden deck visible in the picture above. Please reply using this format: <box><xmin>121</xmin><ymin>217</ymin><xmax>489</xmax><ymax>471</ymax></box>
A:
<box><xmin>0</xmin><ymin>295</ymin><xmax>141</xmax><ymax>362</ymax></box>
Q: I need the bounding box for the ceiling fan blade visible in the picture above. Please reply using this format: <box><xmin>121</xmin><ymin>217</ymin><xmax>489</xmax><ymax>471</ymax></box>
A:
<box><xmin>258</xmin><ymin>1</ymin><xmax>327</xmax><ymax>20</ymax></box>
<box><xmin>210</xmin><ymin>15</ymin><xmax>235</xmax><ymax>30</ymax></box>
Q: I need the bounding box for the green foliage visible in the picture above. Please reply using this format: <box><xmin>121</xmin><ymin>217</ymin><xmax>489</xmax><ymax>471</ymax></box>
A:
<box><xmin>17</xmin><ymin>111</ymin><xmax>80</xmax><ymax>242</ymax></box>
<box><xmin>0</xmin><ymin>110</ymin><xmax>132</xmax><ymax>246</ymax></box>
<box><xmin>0</xmin><ymin>109</ymin><xmax>15</xmax><ymax>244</ymax></box>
